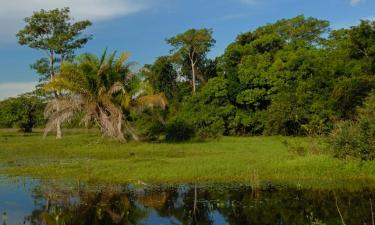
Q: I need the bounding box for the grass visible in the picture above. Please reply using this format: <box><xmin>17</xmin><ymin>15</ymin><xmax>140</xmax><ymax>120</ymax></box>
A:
<box><xmin>1</xmin><ymin>129</ymin><xmax>375</xmax><ymax>190</ymax></box>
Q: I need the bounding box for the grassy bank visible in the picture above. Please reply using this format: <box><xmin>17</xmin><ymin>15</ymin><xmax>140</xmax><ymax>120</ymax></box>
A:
<box><xmin>1</xmin><ymin>129</ymin><xmax>375</xmax><ymax>189</ymax></box>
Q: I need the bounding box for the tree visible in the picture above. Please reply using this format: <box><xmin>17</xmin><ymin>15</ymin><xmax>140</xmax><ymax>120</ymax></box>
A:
<box><xmin>17</xmin><ymin>7</ymin><xmax>92</xmax><ymax>82</ymax></box>
<box><xmin>142</xmin><ymin>56</ymin><xmax>178</xmax><ymax>100</ymax></box>
<box><xmin>215</xmin><ymin>16</ymin><xmax>332</xmax><ymax>135</ymax></box>
<box><xmin>44</xmin><ymin>50</ymin><xmax>167</xmax><ymax>142</ymax></box>
<box><xmin>0</xmin><ymin>94</ymin><xmax>45</xmax><ymax>132</ymax></box>
<box><xmin>167</xmin><ymin>29</ymin><xmax>215</xmax><ymax>93</ymax></box>
<box><xmin>172</xmin><ymin>76</ymin><xmax>236</xmax><ymax>139</ymax></box>
<box><xmin>17</xmin><ymin>7</ymin><xmax>92</xmax><ymax>138</ymax></box>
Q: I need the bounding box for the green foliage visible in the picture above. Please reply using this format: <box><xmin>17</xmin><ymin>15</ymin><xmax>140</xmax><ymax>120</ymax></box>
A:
<box><xmin>214</xmin><ymin>16</ymin><xmax>333</xmax><ymax>135</ymax></box>
<box><xmin>330</xmin><ymin>93</ymin><xmax>375</xmax><ymax>160</ymax></box>
<box><xmin>167</xmin><ymin>28</ymin><xmax>216</xmax><ymax>92</ymax></box>
<box><xmin>208</xmin><ymin>16</ymin><xmax>375</xmax><ymax>136</ymax></box>
<box><xmin>17</xmin><ymin>7</ymin><xmax>92</xmax><ymax>82</ymax></box>
<box><xmin>331</xmin><ymin>76</ymin><xmax>375</xmax><ymax>118</ymax></box>
<box><xmin>142</xmin><ymin>56</ymin><xmax>177</xmax><ymax>100</ymax></box>
<box><xmin>173</xmin><ymin>77</ymin><xmax>236</xmax><ymax>139</ymax></box>
<box><xmin>130</xmin><ymin>108</ymin><xmax>166</xmax><ymax>141</ymax></box>
<box><xmin>155</xmin><ymin>16</ymin><xmax>375</xmax><ymax>139</ymax></box>
<box><xmin>167</xmin><ymin>28</ymin><xmax>215</xmax><ymax>63</ymax></box>
<box><xmin>0</xmin><ymin>94</ymin><xmax>45</xmax><ymax>132</ymax></box>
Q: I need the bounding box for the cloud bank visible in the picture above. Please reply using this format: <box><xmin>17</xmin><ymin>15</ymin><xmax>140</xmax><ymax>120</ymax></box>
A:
<box><xmin>0</xmin><ymin>81</ymin><xmax>38</xmax><ymax>100</ymax></box>
<box><xmin>0</xmin><ymin>0</ymin><xmax>152</xmax><ymax>44</ymax></box>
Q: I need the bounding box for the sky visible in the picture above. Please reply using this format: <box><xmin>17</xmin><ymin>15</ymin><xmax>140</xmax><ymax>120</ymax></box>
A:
<box><xmin>0</xmin><ymin>0</ymin><xmax>374</xmax><ymax>99</ymax></box>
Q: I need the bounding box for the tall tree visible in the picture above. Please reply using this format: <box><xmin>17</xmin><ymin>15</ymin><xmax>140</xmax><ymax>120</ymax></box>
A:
<box><xmin>17</xmin><ymin>7</ymin><xmax>92</xmax><ymax>82</ymax></box>
<box><xmin>16</xmin><ymin>7</ymin><xmax>92</xmax><ymax>138</ymax></box>
<box><xmin>167</xmin><ymin>28</ymin><xmax>215</xmax><ymax>93</ymax></box>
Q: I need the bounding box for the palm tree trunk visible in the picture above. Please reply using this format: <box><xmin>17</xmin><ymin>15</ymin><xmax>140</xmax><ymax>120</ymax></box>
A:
<box><xmin>55</xmin><ymin>102</ymin><xmax>62</xmax><ymax>139</ymax></box>
<box><xmin>116</xmin><ymin>113</ymin><xmax>125</xmax><ymax>141</ymax></box>
<box><xmin>56</xmin><ymin>122</ymin><xmax>62</xmax><ymax>139</ymax></box>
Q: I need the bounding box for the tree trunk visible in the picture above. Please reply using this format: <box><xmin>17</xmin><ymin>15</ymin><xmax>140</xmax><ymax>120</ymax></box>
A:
<box><xmin>49</xmin><ymin>51</ymin><xmax>63</xmax><ymax>139</ymax></box>
<box><xmin>49</xmin><ymin>51</ymin><xmax>55</xmax><ymax>80</ymax></box>
<box><xmin>56</xmin><ymin>122</ymin><xmax>62</xmax><ymax>139</ymax></box>
<box><xmin>191</xmin><ymin>62</ymin><xmax>196</xmax><ymax>93</ymax></box>
<box><xmin>116</xmin><ymin>113</ymin><xmax>125</xmax><ymax>141</ymax></box>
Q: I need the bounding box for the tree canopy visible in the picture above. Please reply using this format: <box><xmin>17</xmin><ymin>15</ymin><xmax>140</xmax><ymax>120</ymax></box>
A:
<box><xmin>17</xmin><ymin>7</ymin><xmax>92</xmax><ymax>82</ymax></box>
<box><xmin>167</xmin><ymin>28</ymin><xmax>215</xmax><ymax>93</ymax></box>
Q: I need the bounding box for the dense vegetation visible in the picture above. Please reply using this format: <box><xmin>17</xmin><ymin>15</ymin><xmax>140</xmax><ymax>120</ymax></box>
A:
<box><xmin>1</xmin><ymin>8</ymin><xmax>374</xmax><ymax>159</ymax></box>
<box><xmin>163</xmin><ymin>16</ymin><xmax>375</xmax><ymax>139</ymax></box>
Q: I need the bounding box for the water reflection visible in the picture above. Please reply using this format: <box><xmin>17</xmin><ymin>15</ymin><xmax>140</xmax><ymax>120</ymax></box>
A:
<box><xmin>0</xmin><ymin>178</ymin><xmax>375</xmax><ymax>225</ymax></box>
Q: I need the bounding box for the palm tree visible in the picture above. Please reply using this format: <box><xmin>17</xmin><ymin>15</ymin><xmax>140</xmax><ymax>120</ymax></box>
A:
<box><xmin>43</xmin><ymin>50</ymin><xmax>167</xmax><ymax>141</ymax></box>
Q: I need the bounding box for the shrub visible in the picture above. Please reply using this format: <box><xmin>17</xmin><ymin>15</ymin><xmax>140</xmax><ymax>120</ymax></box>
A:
<box><xmin>329</xmin><ymin>121</ymin><xmax>361</xmax><ymax>159</ymax></box>
<box><xmin>330</xmin><ymin>93</ymin><xmax>375</xmax><ymax>160</ymax></box>
<box><xmin>0</xmin><ymin>94</ymin><xmax>45</xmax><ymax>132</ymax></box>
<box><xmin>130</xmin><ymin>109</ymin><xmax>166</xmax><ymax>141</ymax></box>
<box><xmin>165</xmin><ymin>119</ymin><xmax>194</xmax><ymax>142</ymax></box>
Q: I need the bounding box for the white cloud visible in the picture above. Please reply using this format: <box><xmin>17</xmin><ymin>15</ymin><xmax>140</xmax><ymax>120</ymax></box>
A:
<box><xmin>0</xmin><ymin>0</ymin><xmax>153</xmax><ymax>44</ymax></box>
<box><xmin>0</xmin><ymin>82</ymin><xmax>38</xmax><ymax>100</ymax></box>
<box><xmin>351</xmin><ymin>0</ymin><xmax>361</xmax><ymax>6</ymax></box>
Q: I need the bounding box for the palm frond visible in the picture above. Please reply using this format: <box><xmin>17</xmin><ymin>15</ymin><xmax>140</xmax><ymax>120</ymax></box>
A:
<box><xmin>42</xmin><ymin>49</ymin><xmax>166</xmax><ymax>141</ymax></box>
<box><xmin>136</xmin><ymin>93</ymin><xmax>168</xmax><ymax>110</ymax></box>
<box><xmin>99</xmin><ymin>48</ymin><xmax>108</xmax><ymax>65</ymax></box>
<box><xmin>44</xmin><ymin>96</ymin><xmax>84</xmax><ymax>137</ymax></box>
<box><xmin>115</xmin><ymin>53</ymin><xmax>129</xmax><ymax>72</ymax></box>
<box><xmin>108</xmin><ymin>82</ymin><xmax>124</xmax><ymax>95</ymax></box>
<box><xmin>106</xmin><ymin>51</ymin><xmax>117</xmax><ymax>68</ymax></box>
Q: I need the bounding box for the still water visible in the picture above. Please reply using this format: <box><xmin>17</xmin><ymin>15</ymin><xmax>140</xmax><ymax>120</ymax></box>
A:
<box><xmin>0</xmin><ymin>177</ymin><xmax>374</xmax><ymax>225</ymax></box>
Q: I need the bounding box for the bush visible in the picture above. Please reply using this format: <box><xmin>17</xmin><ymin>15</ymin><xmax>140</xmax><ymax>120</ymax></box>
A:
<box><xmin>0</xmin><ymin>94</ymin><xmax>45</xmax><ymax>132</ymax></box>
<box><xmin>130</xmin><ymin>108</ymin><xmax>166</xmax><ymax>141</ymax></box>
<box><xmin>330</xmin><ymin>93</ymin><xmax>375</xmax><ymax>160</ymax></box>
<box><xmin>165</xmin><ymin>119</ymin><xmax>194</xmax><ymax>142</ymax></box>
<box><xmin>329</xmin><ymin>121</ymin><xmax>361</xmax><ymax>159</ymax></box>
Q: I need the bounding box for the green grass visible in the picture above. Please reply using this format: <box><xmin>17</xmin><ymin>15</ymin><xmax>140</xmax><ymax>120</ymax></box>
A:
<box><xmin>1</xmin><ymin>129</ymin><xmax>375</xmax><ymax>190</ymax></box>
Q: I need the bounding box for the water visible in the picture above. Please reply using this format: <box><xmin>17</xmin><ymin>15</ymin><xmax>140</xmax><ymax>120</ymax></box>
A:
<box><xmin>0</xmin><ymin>177</ymin><xmax>374</xmax><ymax>225</ymax></box>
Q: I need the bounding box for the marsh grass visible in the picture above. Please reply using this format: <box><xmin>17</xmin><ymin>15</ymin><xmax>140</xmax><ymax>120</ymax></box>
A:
<box><xmin>1</xmin><ymin>129</ymin><xmax>375</xmax><ymax>190</ymax></box>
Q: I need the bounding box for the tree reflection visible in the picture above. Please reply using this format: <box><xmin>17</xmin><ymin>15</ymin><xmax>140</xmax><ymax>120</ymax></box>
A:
<box><xmin>23</xmin><ymin>182</ymin><xmax>375</xmax><ymax>225</ymax></box>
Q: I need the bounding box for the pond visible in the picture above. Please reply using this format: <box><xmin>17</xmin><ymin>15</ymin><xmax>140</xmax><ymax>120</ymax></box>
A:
<box><xmin>0</xmin><ymin>177</ymin><xmax>374</xmax><ymax>225</ymax></box>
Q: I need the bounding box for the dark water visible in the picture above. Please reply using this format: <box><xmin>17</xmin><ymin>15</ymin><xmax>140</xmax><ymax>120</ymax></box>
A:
<box><xmin>1</xmin><ymin>178</ymin><xmax>375</xmax><ymax>225</ymax></box>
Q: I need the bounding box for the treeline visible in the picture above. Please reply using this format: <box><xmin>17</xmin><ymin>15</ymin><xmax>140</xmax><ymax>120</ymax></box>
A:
<box><xmin>0</xmin><ymin>10</ymin><xmax>374</xmax><ymax>154</ymax></box>
<box><xmin>136</xmin><ymin>16</ymin><xmax>375</xmax><ymax>141</ymax></box>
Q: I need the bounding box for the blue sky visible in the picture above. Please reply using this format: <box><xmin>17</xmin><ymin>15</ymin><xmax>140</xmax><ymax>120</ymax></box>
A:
<box><xmin>0</xmin><ymin>0</ymin><xmax>374</xmax><ymax>99</ymax></box>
